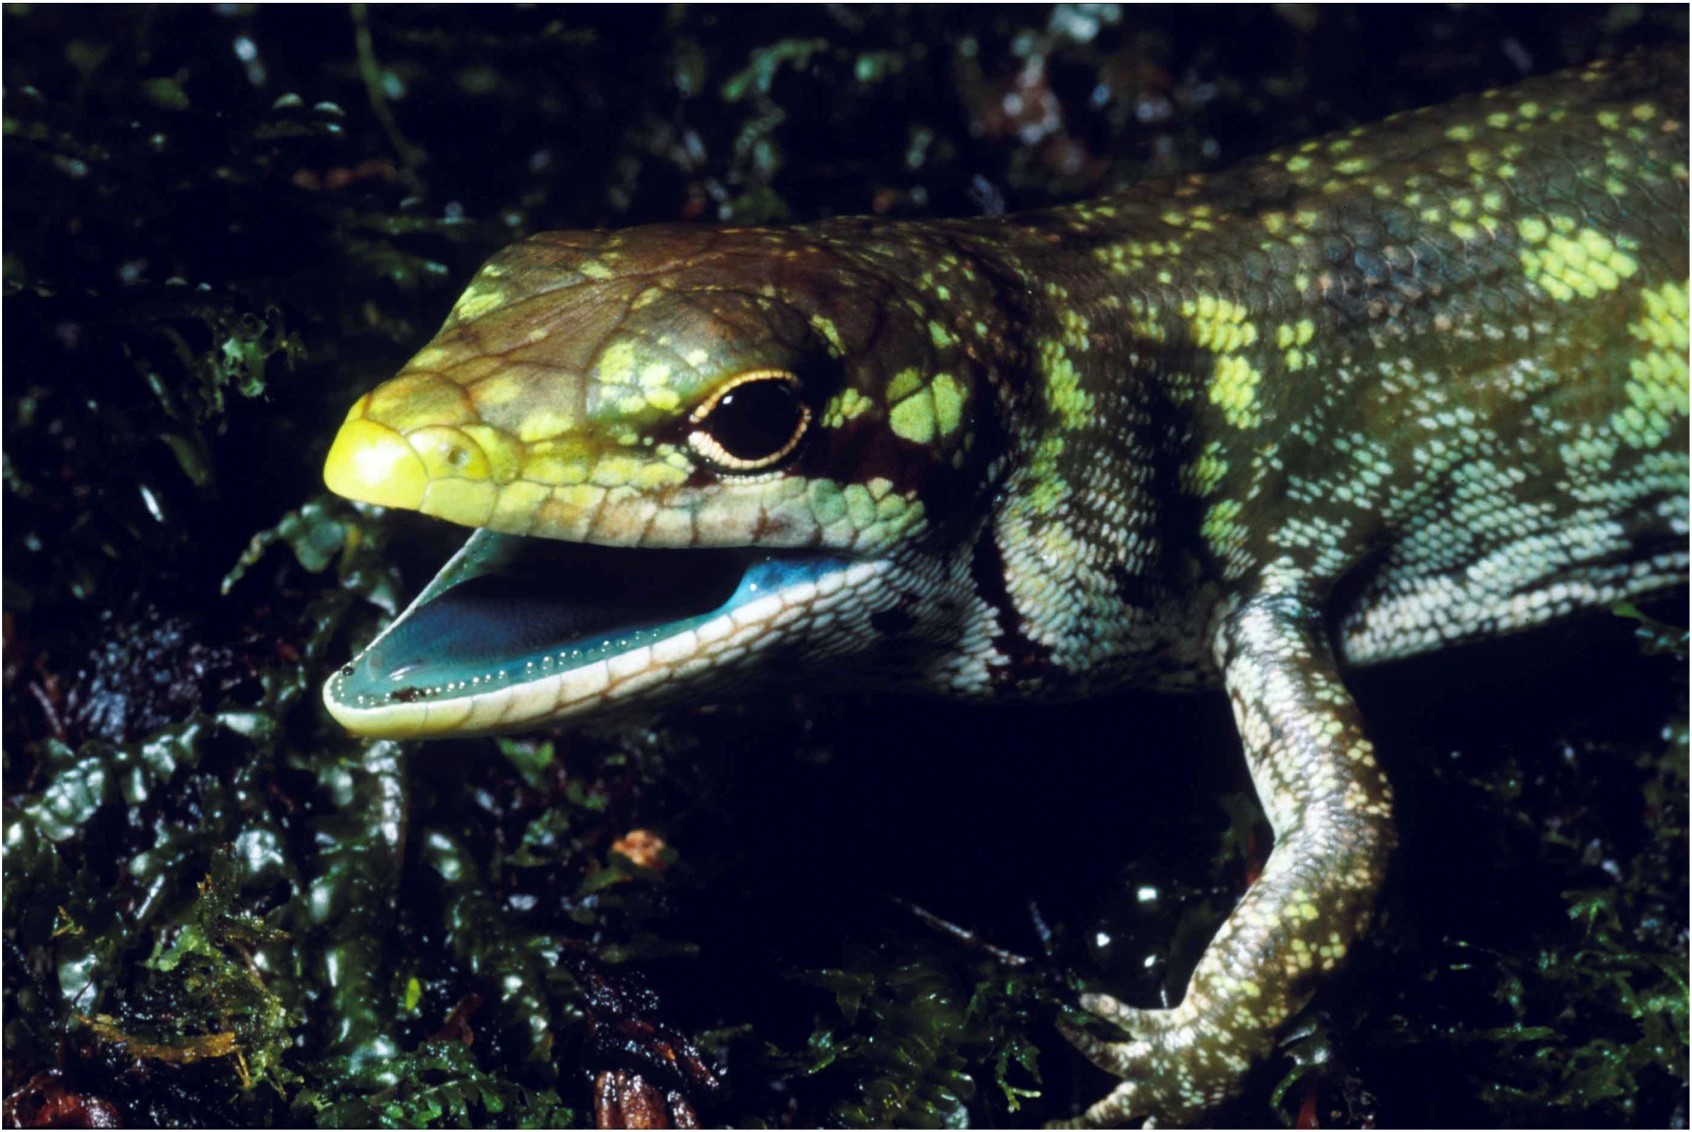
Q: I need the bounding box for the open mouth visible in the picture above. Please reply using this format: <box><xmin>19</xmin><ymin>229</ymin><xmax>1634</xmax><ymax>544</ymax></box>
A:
<box><xmin>324</xmin><ymin>528</ymin><xmax>877</xmax><ymax>738</ymax></box>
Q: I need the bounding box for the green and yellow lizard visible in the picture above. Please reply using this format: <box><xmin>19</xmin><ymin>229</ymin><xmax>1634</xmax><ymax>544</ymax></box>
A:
<box><xmin>319</xmin><ymin>49</ymin><xmax>1688</xmax><ymax>1125</ymax></box>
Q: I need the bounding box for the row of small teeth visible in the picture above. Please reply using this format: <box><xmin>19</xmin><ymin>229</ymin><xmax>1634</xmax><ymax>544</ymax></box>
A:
<box><xmin>328</xmin><ymin>560</ymin><xmax>883</xmax><ymax>735</ymax></box>
<box><xmin>342</xmin><ymin>627</ymin><xmax>671</xmax><ymax>707</ymax></box>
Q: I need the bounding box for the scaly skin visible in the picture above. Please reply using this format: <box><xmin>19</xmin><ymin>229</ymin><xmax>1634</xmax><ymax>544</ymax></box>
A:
<box><xmin>321</xmin><ymin>50</ymin><xmax>1689</xmax><ymax>1125</ymax></box>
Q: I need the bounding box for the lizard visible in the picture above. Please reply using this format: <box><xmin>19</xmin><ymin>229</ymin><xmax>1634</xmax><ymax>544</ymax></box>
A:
<box><xmin>317</xmin><ymin>48</ymin><xmax>1689</xmax><ymax>1125</ymax></box>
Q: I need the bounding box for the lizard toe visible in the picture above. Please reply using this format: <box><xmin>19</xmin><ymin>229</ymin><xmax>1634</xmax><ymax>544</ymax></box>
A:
<box><xmin>1079</xmin><ymin>992</ymin><xmax>1177</xmax><ymax>1033</ymax></box>
<box><xmin>1060</xmin><ymin>1005</ymin><xmax>1252</xmax><ymax>1128</ymax></box>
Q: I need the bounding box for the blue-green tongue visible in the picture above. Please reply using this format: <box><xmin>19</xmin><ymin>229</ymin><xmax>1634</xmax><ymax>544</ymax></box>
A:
<box><xmin>341</xmin><ymin>530</ymin><xmax>746</xmax><ymax>701</ymax></box>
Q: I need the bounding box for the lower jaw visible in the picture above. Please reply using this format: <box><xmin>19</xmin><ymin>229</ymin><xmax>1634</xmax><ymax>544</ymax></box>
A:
<box><xmin>323</xmin><ymin>529</ymin><xmax>881</xmax><ymax>739</ymax></box>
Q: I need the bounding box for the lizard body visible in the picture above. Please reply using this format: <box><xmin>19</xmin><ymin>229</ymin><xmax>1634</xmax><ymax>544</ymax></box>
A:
<box><xmin>321</xmin><ymin>49</ymin><xmax>1688</xmax><ymax>1124</ymax></box>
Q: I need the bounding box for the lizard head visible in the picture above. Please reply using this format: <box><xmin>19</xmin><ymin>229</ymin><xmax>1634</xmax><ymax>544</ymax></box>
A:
<box><xmin>322</xmin><ymin>222</ymin><xmax>1011</xmax><ymax>737</ymax></box>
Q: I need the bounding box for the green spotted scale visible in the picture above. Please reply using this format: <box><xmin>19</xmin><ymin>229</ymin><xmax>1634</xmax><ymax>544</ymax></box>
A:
<box><xmin>321</xmin><ymin>49</ymin><xmax>1689</xmax><ymax>1126</ymax></box>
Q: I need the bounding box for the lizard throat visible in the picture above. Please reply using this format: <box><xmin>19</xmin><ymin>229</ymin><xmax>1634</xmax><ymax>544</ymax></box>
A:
<box><xmin>322</xmin><ymin>527</ymin><xmax>878</xmax><ymax>738</ymax></box>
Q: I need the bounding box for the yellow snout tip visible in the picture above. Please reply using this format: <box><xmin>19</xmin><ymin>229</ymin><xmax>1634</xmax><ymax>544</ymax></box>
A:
<box><xmin>323</xmin><ymin>418</ymin><xmax>429</xmax><ymax>511</ymax></box>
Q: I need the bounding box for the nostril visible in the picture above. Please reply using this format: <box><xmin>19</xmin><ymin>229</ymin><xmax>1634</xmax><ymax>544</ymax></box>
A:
<box><xmin>407</xmin><ymin>426</ymin><xmax>493</xmax><ymax>480</ymax></box>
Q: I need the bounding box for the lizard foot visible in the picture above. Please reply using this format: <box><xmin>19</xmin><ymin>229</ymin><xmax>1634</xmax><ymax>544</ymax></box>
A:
<box><xmin>1053</xmin><ymin>994</ymin><xmax>1252</xmax><ymax>1128</ymax></box>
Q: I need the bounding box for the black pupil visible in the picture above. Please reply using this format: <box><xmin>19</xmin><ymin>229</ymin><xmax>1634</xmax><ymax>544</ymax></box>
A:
<box><xmin>705</xmin><ymin>379</ymin><xmax>804</xmax><ymax>462</ymax></box>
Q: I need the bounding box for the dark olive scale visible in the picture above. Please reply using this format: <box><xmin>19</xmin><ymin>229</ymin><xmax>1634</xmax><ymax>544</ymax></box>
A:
<box><xmin>323</xmin><ymin>47</ymin><xmax>1689</xmax><ymax>1128</ymax></box>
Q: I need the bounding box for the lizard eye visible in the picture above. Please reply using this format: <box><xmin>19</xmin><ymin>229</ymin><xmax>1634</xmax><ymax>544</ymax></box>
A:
<box><xmin>687</xmin><ymin>369</ymin><xmax>811</xmax><ymax>473</ymax></box>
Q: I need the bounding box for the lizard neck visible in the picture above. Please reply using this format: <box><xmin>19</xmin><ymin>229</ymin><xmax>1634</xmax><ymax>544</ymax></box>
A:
<box><xmin>933</xmin><ymin>219</ymin><xmax>1222</xmax><ymax>697</ymax></box>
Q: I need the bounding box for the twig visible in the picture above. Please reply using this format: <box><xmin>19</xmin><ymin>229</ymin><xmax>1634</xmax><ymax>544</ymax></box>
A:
<box><xmin>352</xmin><ymin>4</ymin><xmax>425</xmax><ymax>194</ymax></box>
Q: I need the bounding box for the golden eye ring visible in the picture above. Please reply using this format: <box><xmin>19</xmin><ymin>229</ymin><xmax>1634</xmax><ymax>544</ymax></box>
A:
<box><xmin>686</xmin><ymin>368</ymin><xmax>812</xmax><ymax>473</ymax></box>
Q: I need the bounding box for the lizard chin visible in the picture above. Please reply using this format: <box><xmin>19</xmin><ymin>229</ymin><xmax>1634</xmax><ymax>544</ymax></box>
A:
<box><xmin>322</xmin><ymin>527</ymin><xmax>882</xmax><ymax>739</ymax></box>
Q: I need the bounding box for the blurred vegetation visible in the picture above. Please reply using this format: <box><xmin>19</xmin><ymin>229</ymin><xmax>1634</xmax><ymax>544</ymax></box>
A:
<box><xmin>3</xmin><ymin>5</ymin><xmax>1686</xmax><ymax>1127</ymax></box>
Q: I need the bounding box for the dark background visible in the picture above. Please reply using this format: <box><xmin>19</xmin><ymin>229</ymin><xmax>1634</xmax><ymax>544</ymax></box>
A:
<box><xmin>4</xmin><ymin>5</ymin><xmax>1686</xmax><ymax>1127</ymax></box>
